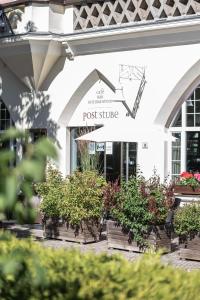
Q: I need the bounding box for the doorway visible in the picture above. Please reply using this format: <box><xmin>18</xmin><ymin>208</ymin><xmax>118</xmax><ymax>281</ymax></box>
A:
<box><xmin>70</xmin><ymin>127</ymin><xmax>137</xmax><ymax>182</ymax></box>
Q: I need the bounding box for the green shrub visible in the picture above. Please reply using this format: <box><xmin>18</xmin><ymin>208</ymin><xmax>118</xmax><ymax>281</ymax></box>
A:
<box><xmin>35</xmin><ymin>164</ymin><xmax>65</xmax><ymax>218</ymax></box>
<box><xmin>60</xmin><ymin>170</ymin><xmax>107</xmax><ymax>226</ymax></box>
<box><xmin>174</xmin><ymin>203</ymin><xmax>200</xmax><ymax>238</ymax></box>
<box><xmin>110</xmin><ymin>173</ymin><xmax>174</xmax><ymax>247</ymax></box>
<box><xmin>0</xmin><ymin>233</ymin><xmax>200</xmax><ymax>300</ymax></box>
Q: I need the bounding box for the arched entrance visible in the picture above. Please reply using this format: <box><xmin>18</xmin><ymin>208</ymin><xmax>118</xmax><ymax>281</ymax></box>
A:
<box><xmin>59</xmin><ymin>69</ymin><xmax>137</xmax><ymax>181</ymax></box>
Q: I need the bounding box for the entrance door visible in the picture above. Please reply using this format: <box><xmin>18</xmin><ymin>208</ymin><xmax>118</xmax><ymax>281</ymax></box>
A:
<box><xmin>102</xmin><ymin>141</ymin><xmax>137</xmax><ymax>182</ymax></box>
<box><xmin>106</xmin><ymin>142</ymin><xmax>121</xmax><ymax>182</ymax></box>
<box><xmin>70</xmin><ymin>128</ymin><xmax>137</xmax><ymax>181</ymax></box>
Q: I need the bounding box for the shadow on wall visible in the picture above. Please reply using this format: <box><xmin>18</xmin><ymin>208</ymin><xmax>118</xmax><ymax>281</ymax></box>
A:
<box><xmin>16</xmin><ymin>91</ymin><xmax>60</xmax><ymax>147</ymax></box>
<box><xmin>1</xmin><ymin>88</ymin><xmax>60</xmax><ymax>148</ymax></box>
<box><xmin>0</xmin><ymin>59</ymin><xmax>61</xmax><ymax>147</ymax></box>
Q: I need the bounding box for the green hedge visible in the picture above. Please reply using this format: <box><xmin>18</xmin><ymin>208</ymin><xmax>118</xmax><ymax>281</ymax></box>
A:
<box><xmin>0</xmin><ymin>234</ymin><xmax>200</xmax><ymax>300</ymax></box>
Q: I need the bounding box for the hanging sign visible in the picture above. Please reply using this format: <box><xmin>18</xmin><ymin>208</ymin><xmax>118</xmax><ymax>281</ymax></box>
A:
<box><xmin>106</xmin><ymin>142</ymin><xmax>113</xmax><ymax>155</ymax></box>
<box><xmin>96</xmin><ymin>143</ymin><xmax>104</xmax><ymax>152</ymax></box>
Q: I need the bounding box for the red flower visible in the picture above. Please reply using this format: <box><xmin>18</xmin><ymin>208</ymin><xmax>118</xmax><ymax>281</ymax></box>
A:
<box><xmin>180</xmin><ymin>172</ymin><xmax>193</xmax><ymax>179</ymax></box>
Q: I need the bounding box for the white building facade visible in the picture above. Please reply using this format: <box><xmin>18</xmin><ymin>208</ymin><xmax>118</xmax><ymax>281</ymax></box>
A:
<box><xmin>1</xmin><ymin>0</ymin><xmax>200</xmax><ymax>181</ymax></box>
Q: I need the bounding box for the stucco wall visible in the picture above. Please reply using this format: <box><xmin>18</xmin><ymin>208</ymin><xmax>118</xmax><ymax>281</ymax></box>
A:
<box><xmin>1</xmin><ymin>33</ymin><xmax>200</xmax><ymax>178</ymax></box>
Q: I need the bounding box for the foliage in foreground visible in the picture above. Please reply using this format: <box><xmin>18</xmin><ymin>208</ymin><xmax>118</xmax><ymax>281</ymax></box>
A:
<box><xmin>0</xmin><ymin>233</ymin><xmax>200</xmax><ymax>300</ymax></box>
<box><xmin>0</xmin><ymin>128</ymin><xmax>57</xmax><ymax>223</ymax></box>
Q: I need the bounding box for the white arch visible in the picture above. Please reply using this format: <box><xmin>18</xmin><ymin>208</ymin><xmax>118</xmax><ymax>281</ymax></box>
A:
<box><xmin>155</xmin><ymin>59</ymin><xmax>200</xmax><ymax>128</ymax></box>
<box><xmin>58</xmin><ymin>69</ymin><xmax>116</xmax><ymax>127</ymax></box>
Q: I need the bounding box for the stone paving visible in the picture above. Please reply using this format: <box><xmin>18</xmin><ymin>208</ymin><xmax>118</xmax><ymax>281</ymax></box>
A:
<box><xmin>40</xmin><ymin>237</ymin><xmax>200</xmax><ymax>271</ymax></box>
<box><xmin>4</xmin><ymin>224</ymin><xmax>200</xmax><ymax>271</ymax></box>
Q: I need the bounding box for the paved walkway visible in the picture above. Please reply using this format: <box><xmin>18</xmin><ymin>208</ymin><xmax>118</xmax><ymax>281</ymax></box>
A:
<box><xmin>4</xmin><ymin>224</ymin><xmax>200</xmax><ymax>271</ymax></box>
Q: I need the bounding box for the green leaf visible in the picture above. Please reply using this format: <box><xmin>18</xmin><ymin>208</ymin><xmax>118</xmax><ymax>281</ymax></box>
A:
<box><xmin>0</xmin><ymin>127</ymin><xmax>26</xmax><ymax>141</ymax></box>
<box><xmin>34</xmin><ymin>138</ymin><xmax>58</xmax><ymax>160</ymax></box>
<box><xmin>0</xmin><ymin>150</ymin><xmax>15</xmax><ymax>164</ymax></box>
<box><xmin>5</xmin><ymin>175</ymin><xmax>17</xmax><ymax>209</ymax></box>
<box><xmin>17</xmin><ymin>160</ymin><xmax>45</xmax><ymax>181</ymax></box>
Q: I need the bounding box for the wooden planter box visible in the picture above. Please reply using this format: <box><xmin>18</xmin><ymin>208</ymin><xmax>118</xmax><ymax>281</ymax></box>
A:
<box><xmin>179</xmin><ymin>234</ymin><xmax>200</xmax><ymax>261</ymax></box>
<box><xmin>107</xmin><ymin>220</ymin><xmax>171</xmax><ymax>253</ymax></box>
<box><xmin>43</xmin><ymin>218</ymin><xmax>100</xmax><ymax>244</ymax></box>
<box><xmin>174</xmin><ymin>185</ymin><xmax>200</xmax><ymax>195</ymax></box>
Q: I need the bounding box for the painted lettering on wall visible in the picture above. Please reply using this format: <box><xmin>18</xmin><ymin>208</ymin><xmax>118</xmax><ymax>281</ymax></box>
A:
<box><xmin>83</xmin><ymin>111</ymin><xmax>119</xmax><ymax>121</ymax></box>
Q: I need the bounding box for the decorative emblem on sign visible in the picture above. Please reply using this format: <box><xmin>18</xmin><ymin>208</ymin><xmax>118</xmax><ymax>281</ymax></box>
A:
<box><xmin>118</xmin><ymin>65</ymin><xmax>147</xmax><ymax>119</ymax></box>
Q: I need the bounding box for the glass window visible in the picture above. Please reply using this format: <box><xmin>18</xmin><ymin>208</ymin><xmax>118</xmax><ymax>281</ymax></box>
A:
<box><xmin>195</xmin><ymin>88</ymin><xmax>200</xmax><ymax>100</ymax></box>
<box><xmin>29</xmin><ymin>128</ymin><xmax>47</xmax><ymax>143</ymax></box>
<box><xmin>170</xmin><ymin>84</ymin><xmax>200</xmax><ymax>178</ymax></box>
<box><xmin>187</xmin><ymin>114</ymin><xmax>194</xmax><ymax>126</ymax></box>
<box><xmin>0</xmin><ymin>99</ymin><xmax>16</xmax><ymax>165</ymax></box>
<box><xmin>186</xmin><ymin>132</ymin><xmax>200</xmax><ymax>173</ymax></box>
<box><xmin>0</xmin><ymin>99</ymin><xmax>13</xmax><ymax>130</ymax></box>
<box><xmin>70</xmin><ymin>126</ymin><xmax>103</xmax><ymax>173</ymax></box>
<box><xmin>171</xmin><ymin>132</ymin><xmax>181</xmax><ymax>180</ymax></box>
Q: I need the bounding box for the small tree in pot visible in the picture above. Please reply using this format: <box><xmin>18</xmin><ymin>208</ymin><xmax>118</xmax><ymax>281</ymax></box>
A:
<box><xmin>174</xmin><ymin>203</ymin><xmax>200</xmax><ymax>261</ymax></box>
<box><xmin>106</xmin><ymin>172</ymin><xmax>174</xmax><ymax>252</ymax></box>
<box><xmin>35</xmin><ymin>164</ymin><xmax>65</xmax><ymax>238</ymax></box>
<box><xmin>59</xmin><ymin>170</ymin><xmax>107</xmax><ymax>243</ymax></box>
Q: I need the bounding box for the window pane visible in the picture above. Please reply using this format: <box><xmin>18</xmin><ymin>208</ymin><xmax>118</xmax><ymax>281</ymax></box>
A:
<box><xmin>195</xmin><ymin>88</ymin><xmax>200</xmax><ymax>100</ymax></box>
<box><xmin>172</xmin><ymin>162</ymin><xmax>181</xmax><ymax>175</ymax></box>
<box><xmin>1</xmin><ymin>120</ymin><xmax>6</xmax><ymax>130</ymax></box>
<box><xmin>128</xmin><ymin>142</ymin><xmax>137</xmax><ymax>178</ymax></box>
<box><xmin>186</xmin><ymin>100</ymin><xmax>194</xmax><ymax>113</ymax></box>
<box><xmin>196</xmin><ymin>101</ymin><xmax>200</xmax><ymax>113</ymax></box>
<box><xmin>190</xmin><ymin>92</ymin><xmax>195</xmax><ymax>100</ymax></box>
<box><xmin>187</xmin><ymin>114</ymin><xmax>194</xmax><ymax>126</ymax></box>
<box><xmin>171</xmin><ymin>132</ymin><xmax>181</xmax><ymax>178</ymax></box>
<box><xmin>195</xmin><ymin>114</ymin><xmax>200</xmax><ymax>126</ymax></box>
<box><xmin>186</xmin><ymin>132</ymin><xmax>200</xmax><ymax>172</ymax></box>
<box><xmin>0</xmin><ymin>109</ymin><xmax>6</xmax><ymax>119</ymax></box>
<box><xmin>172</xmin><ymin>148</ymin><xmax>180</xmax><ymax>160</ymax></box>
<box><xmin>5</xmin><ymin>110</ymin><xmax>10</xmax><ymax>119</ymax></box>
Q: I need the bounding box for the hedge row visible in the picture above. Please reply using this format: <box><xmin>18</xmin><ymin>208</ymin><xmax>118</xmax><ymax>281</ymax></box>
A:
<box><xmin>0</xmin><ymin>233</ymin><xmax>200</xmax><ymax>300</ymax></box>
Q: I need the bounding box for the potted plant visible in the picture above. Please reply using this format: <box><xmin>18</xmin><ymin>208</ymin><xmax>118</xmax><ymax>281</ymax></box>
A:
<box><xmin>174</xmin><ymin>203</ymin><xmax>200</xmax><ymax>261</ymax></box>
<box><xmin>106</xmin><ymin>173</ymin><xmax>174</xmax><ymax>253</ymax></box>
<box><xmin>35</xmin><ymin>164</ymin><xmax>65</xmax><ymax>238</ymax></box>
<box><xmin>59</xmin><ymin>170</ymin><xmax>107</xmax><ymax>243</ymax></box>
<box><xmin>174</xmin><ymin>172</ymin><xmax>200</xmax><ymax>195</ymax></box>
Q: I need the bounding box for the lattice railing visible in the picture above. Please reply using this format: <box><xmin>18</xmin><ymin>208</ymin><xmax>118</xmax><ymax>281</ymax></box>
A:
<box><xmin>74</xmin><ymin>0</ymin><xmax>200</xmax><ymax>31</ymax></box>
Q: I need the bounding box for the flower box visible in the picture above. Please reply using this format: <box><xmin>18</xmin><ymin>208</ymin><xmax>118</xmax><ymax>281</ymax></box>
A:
<box><xmin>107</xmin><ymin>220</ymin><xmax>171</xmax><ymax>253</ymax></box>
<box><xmin>179</xmin><ymin>234</ymin><xmax>200</xmax><ymax>261</ymax></box>
<box><xmin>174</xmin><ymin>185</ymin><xmax>200</xmax><ymax>195</ymax></box>
<box><xmin>43</xmin><ymin>218</ymin><xmax>100</xmax><ymax>244</ymax></box>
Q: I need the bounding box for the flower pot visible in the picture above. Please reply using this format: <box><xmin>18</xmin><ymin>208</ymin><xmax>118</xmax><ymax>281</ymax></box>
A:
<box><xmin>107</xmin><ymin>220</ymin><xmax>171</xmax><ymax>253</ymax></box>
<box><xmin>174</xmin><ymin>185</ymin><xmax>200</xmax><ymax>195</ymax></box>
<box><xmin>107</xmin><ymin>220</ymin><xmax>140</xmax><ymax>252</ymax></box>
<box><xmin>179</xmin><ymin>233</ymin><xmax>200</xmax><ymax>261</ymax></box>
<box><xmin>43</xmin><ymin>218</ymin><xmax>100</xmax><ymax>243</ymax></box>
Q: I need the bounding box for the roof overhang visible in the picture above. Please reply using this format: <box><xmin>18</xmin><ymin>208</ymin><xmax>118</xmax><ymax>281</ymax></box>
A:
<box><xmin>65</xmin><ymin>15</ymin><xmax>200</xmax><ymax>56</ymax></box>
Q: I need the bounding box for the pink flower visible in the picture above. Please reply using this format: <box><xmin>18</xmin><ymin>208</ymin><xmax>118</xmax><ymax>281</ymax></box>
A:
<box><xmin>194</xmin><ymin>173</ymin><xmax>200</xmax><ymax>182</ymax></box>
